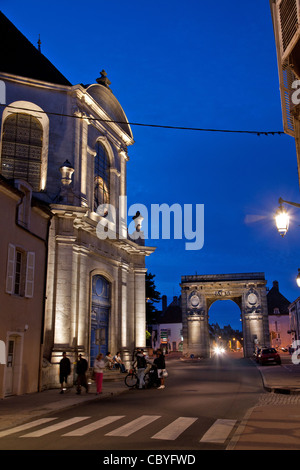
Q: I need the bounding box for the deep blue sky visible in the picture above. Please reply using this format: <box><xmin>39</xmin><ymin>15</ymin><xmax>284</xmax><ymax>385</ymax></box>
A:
<box><xmin>2</xmin><ymin>0</ymin><xmax>300</xmax><ymax>329</ymax></box>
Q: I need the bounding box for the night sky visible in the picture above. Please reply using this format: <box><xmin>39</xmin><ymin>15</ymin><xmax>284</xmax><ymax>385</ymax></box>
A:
<box><xmin>2</xmin><ymin>0</ymin><xmax>300</xmax><ymax>330</ymax></box>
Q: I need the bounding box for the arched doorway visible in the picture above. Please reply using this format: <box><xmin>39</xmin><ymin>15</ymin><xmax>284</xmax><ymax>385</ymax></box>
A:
<box><xmin>208</xmin><ymin>299</ymin><xmax>243</xmax><ymax>353</ymax></box>
<box><xmin>208</xmin><ymin>299</ymin><xmax>242</xmax><ymax>330</ymax></box>
<box><xmin>90</xmin><ymin>275</ymin><xmax>111</xmax><ymax>366</ymax></box>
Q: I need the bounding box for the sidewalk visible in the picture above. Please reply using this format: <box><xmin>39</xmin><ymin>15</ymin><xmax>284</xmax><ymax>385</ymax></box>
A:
<box><xmin>230</xmin><ymin>357</ymin><xmax>300</xmax><ymax>450</ymax></box>
<box><xmin>0</xmin><ymin>370</ymin><xmax>127</xmax><ymax>432</ymax></box>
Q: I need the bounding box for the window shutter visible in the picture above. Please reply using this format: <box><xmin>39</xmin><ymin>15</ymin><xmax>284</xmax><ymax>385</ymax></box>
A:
<box><xmin>6</xmin><ymin>244</ymin><xmax>16</xmax><ymax>294</ymax></box>
<box><xmin>281</xmin><ymin>63</ymin><xmax>296</xmax><ymax>136</ymax></box>
<box><xmin>0</xmin><ymin>340</ymin><xmax>5</xmax><ymax>365</ymax></box>
<box><xmin>25</xmin><ymin>252</ymin><xmax>35</xmax><ymax>298</ymax></box>
<box><xmin>278</xmin><ymin>0</ymin><xmax>298</xmax><ymax>56</ymax></box>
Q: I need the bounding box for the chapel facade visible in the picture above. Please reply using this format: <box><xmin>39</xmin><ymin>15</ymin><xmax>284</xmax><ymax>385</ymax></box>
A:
<box><xmin>0</xmin><ymin>12</ymin><xmax>154</xmax><ymax>393</ymax></box>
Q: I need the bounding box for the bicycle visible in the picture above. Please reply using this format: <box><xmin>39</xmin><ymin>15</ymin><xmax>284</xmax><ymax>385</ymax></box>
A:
<box><xmin>124</xmin><ymin>366</ymin><xmax>156</xmax><ymax>389</ymax></box>
<box><xmin>124</xmin><ymin>367</ymin><xmax>139</xmax><ymax>388</ymax></box>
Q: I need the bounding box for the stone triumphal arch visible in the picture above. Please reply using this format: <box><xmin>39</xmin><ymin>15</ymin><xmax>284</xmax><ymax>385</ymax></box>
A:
<box><xmin>180</xmin><ymin>273</ymin><xmax>270</xmax><ymax>357</ymax></box>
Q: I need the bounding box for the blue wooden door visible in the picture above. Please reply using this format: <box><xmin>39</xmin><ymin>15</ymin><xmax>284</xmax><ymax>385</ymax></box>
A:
<box><xmin>90</xmin><ymin>275</ymin><xmax>110</xmax><ymax>366</ymax></box>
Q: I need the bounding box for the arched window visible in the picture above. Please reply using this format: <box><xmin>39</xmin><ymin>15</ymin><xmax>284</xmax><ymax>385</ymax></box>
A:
<box><xmin>1</xmin><ymin>113</ymin><xmax>43</xmax><ymax>191</ymax></box>
<box><xmin>94</xmin><ymin>141</ymin><xmax>110</xmax><ymax>212</ymax></box>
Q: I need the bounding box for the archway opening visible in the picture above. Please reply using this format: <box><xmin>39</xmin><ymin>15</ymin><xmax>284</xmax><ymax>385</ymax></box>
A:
<box><xmin>208</xmin><ymin>300</ymin><xmax>243</xmax><ymax>353</ymax></box>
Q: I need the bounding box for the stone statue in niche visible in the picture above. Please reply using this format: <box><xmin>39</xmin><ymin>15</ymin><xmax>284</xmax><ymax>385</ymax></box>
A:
<box><xmin>187</xmin><ymin>291</ymin><xmax>204</xmax><ymax>315</ymax></box>
<box><xmin>245</xmin><ymin>288</ymin><xmax>262</xmax><ymax>313</ymax></box>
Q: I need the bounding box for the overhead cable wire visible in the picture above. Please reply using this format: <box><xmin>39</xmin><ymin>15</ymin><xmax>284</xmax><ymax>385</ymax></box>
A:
<box><xmin>0</xmin><ymin>103</ymin><xmax>284</xmax><ymax>136</ymax></box>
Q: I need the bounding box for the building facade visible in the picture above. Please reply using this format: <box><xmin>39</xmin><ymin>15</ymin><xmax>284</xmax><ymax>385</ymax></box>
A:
<box><xmin>0</xmin><ymin>13</ymin><xmax>154</xmax><ymax>392</ymax></box>
<box><xmin>151</xmin><ymin>296</ymin><xmax>183</xmax><ymax>353</ymax></box>
<box><xmin>267</xmin><ymin>280</ymin><xmax>292</xmax><ymax>349</ymax></box>
<box><xmin>288</xmin><ymin>296</ymin><xmax>300</xmax><ymax>344</ymax></box>
<box><xmin>0</xmin><ymin>176</ymin><xmax>51</xmax><ymax>398</ymax></box>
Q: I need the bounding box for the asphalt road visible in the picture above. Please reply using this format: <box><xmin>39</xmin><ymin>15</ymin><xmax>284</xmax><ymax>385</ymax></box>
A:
<box><xmin>0</xmin><ymin>352</ymin><xmax>264</xmax><ymax>452</ymax></box>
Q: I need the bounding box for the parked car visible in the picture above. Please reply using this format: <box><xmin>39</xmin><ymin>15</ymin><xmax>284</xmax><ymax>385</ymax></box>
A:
<box><xmin>257</xmin><ymin>348</ymin><xmax>281</xmax><ymax>365</ymax></box>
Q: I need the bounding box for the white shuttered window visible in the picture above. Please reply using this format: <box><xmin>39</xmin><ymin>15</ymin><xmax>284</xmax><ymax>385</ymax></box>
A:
<box><xmin>5</xmin><ymin>244</ymin><xmax>35</xmax><ymax>298</ymax></box>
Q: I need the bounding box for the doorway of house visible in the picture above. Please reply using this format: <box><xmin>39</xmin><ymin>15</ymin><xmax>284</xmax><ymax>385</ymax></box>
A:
<box><xmin>90</xmin><ymin>275</ymin><xmax>111</xmax><ymax>366</ymax></box>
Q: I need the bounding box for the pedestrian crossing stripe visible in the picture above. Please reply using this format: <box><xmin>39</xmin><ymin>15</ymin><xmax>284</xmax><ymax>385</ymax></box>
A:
<box><xmin>0</xmin><ymin>415</ymin><xmax>237</xmax><ymax>444</ymax></box>
<box><xmin>151</xmin><ymin>417</ymin><xmax>198</xmax><ymax>440</ymax></box>
<box><xmin>0</xmin><ymin>418</ymin><xmax>57</xmax><ymax>438</ymax></box>
<box><xmin>63</xmin><ymin>416</ymin><xmax>125</xmax><ymax>437</ymax></box>
<box><xmin>200</xmin><ymin>419</ymin><xmax>237</xmax><ymax>444</ymax></box>
<box><xmin>20</xmin><ymin>417</ymin><xmax>90</xmax><ymax>438</ymax></box>
<box><xmin>105</xmin><ymin>415</ymin><xmax>161</xmax><ymax>437</ymax></box>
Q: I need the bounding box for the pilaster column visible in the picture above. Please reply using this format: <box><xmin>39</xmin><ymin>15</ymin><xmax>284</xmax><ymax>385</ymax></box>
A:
<box><xmin>71</xmin><ymin>246</ymin><xmax>89</xmax><ymax>352</ymax></box>
<box><xmin>80</xmin><ymin>116</ymin><xmax>88</xmax><ymax>207</ymax></box>
<box><xmin>119</xmin><ymin>150</ymin><xmax>128</xmax><ymax>239</ymax></box>
<box><xmin>51</xmin><ymin>234</ymin><xmax>76</xmax><ymax>371</ymax></box>
<box><xmin>134</xmin><ymin>268</ymin><xmax>147</xmax><ymax>348</ymax></box>
<box><xmin>120</xmin><ymin>263</ymin><xmax>129</xmax><ymax>349</ymax></box>
<box><xmin>186</xmin><ymin>314</ymin><xmax>208</xmax><ymax>357</ymax></box>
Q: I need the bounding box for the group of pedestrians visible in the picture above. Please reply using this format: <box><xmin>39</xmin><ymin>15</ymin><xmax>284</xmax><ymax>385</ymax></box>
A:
<box><xmin>133</xmin><ymin>348</ymin><xmax>166</xmax><ymax>390</ymax></box>
<box><xmin>59</xmin><ymin>352</ymin><xmax>90</xmax><ymax>395</ymax></box>
<box><xmin>104</xmin><ymin>351</ymin><xmax>127</xmax><ymax>373</ymax></box>
<box><xmin>58</xmin><ymin>350</ymin><xmax>128</xmax><ymax>396</ymax></box>
<box><xmin>58</xmin><ymin>347</ymin><xmax>167</xmax><ymax>396</ymax></box>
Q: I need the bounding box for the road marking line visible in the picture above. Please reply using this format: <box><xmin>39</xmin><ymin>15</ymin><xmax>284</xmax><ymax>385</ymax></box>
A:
<box><xmin>151</xmin><ymin>417</ymin><xmax>198</xmax><ymax>440</ymax></box>
<box><xmin>63</xmin><ymin>416</ymin><xmax>125</xmax><ymax>436</ymax></box>
<box><xmin>200</xmin><ymin>419</ymin><xmax>237</xmax><ymax>444</ymax></box>
<box><xmin>0</xmin><ymin>418</ymin><xmax>57</xmax><ymax>438</ymax></box>
<box><xmin>105</xmin><ymin>415</ymin><xmax>161</xmax><ymax>437</ymax></box>
<box><xmin>20</xmin><ymin>417</ymin><xmax>90</xmax><ymax>437</ymax></box>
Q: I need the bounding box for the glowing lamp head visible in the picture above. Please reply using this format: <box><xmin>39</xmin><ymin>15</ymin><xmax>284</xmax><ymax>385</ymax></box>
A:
<box><xmin>297</xmin><ymin>269</ymin><xmax>300</xmax><ymax>288</ymax></box>
<box><xmin>275</xmin><ymin>204</ymin><xmax>289</xmax><ymax>237</ymax></box>
<box><xmin>59</xmin><ymin>160</ymin><xmax>74</xmax><ymax>186</ymax></box>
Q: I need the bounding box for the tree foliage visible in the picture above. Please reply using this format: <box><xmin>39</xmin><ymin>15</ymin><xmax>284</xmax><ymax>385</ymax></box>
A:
<box><xmin>145</xmin><ymin>272</ymin><xmax>161</xmax><ymax>325</ymax></box>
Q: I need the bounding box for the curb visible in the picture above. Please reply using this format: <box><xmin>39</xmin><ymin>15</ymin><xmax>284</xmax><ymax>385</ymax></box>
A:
<box><xmin>262</xmin><ymin>385</ymin><xmax>300</xmax><ymax>395</ymax></box>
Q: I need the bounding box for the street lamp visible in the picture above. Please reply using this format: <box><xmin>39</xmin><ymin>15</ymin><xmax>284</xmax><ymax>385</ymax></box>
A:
<box><xmin>296</xmin><ymin>269</ymin><xmax>300</xmax><ymax>288</ymax></box>
<box><xmin>275</xmin><ymin>199</ymin><xmax>289</xmax><ymax>237</ymax></box>
<box><xmin>59</xmin><ymin>159</ymin><xmax>74</xmax><ymax>186</ymax></box>
<box><xmin>275</xmin><ymin>197</ymin><xmax>300</xmax><ymax>237</ymax></box>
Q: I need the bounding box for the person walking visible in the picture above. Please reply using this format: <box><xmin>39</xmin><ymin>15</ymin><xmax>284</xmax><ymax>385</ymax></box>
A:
<box><xmin>154</xmin><ymin>349</ymin><xmax>166</xmax><ymax>389</ymax></box>
<box><xmin>93</xmin><ymin>353</ymin><xmax>105</xmax><ymax>394</ymax></box>
<box><xmin>76</xmin><ymin>354</ymin><xmax>89</xmax><ymax>394</ymax></box>
<box><xmin>134</xmin><ymin>348</ymin><xmax>147</xmax><ymax>389</ymax></box>
<box><xmin>59</xmin><ymin>351</ymin><xmax>71</xmax><ymax>394</ymax></box>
